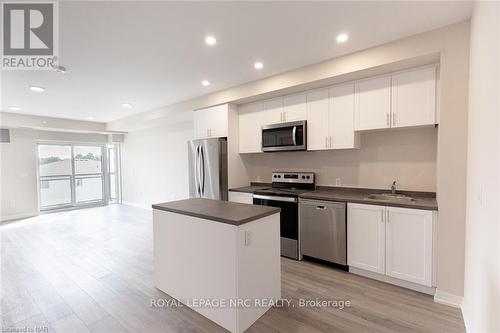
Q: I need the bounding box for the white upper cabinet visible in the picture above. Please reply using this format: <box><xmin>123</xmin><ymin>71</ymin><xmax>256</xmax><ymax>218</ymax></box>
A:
<box><xmin>354</xmin><ymin>76</ymin><xmax>392</xmax><ymax>131</ymax></box>
<box><xmin>283</xmin><ymin>92</ymin><xmax>307</xmax><ymax>122</ymax></box>
<box><xmin>329</xmin><ymin>83</ymin><xmax>360</xmax><ymax>149</ymax></box>
<box><xmin>348</xmin><ymin>203</ymin><xmax>386</xmax><ymax>274</ymax></box>
<box><xmin>262</xmin><ymin>97</ymin><xmax>283</xmax><ymax>125</ymax></box>
<box><xmin>385</xmin><ymin>207</ymin><xmax>434</xmax><ymax>286</ymax></box>
<box><xmin>238</xmin><ymin>101</ymin><xmax>263</xmax><ymax>153</ymax></box>
<box><xmin>391</xmin><ymin>66</ymin><xmax>436</xmax><ymax>128</ymax></box>
<box><xmin>194</xmin><ymin>104</ymin><xmax>228</xmax><ymax>139</ymax></box>
<box><xmin>306</xmin><ymin>88</ymin><xmax>330</xmax><ymax>151</ymax></box>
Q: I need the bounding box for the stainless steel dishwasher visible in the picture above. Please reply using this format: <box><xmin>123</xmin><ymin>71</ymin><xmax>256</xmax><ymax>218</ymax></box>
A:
<box><xmin>300</xmin><ymin>199</ymin><xmax>347</xmax><ymax>266</ymax></box>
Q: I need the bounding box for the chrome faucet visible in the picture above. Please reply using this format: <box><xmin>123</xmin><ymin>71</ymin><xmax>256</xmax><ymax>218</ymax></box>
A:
<box><xmin>391</xmin><ymin>181</ymin><xmax>397</xmax><ymax>195</ymax></box>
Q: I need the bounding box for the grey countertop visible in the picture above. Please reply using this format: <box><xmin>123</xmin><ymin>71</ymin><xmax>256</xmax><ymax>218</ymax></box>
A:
<box><xmin>152</xmin><ymin>198</ymin><xmax>281</xmax><ymax>226</ymax></box>
<box><xmin>229</xmin><ymin>184</ymin><xmax>438</xmax><ymax>211</ymax></box>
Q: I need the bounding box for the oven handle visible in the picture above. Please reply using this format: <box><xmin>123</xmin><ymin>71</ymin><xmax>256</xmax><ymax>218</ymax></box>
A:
<box><xmin>292</xmin><ymin>126</ymin><xmax>297</xmax><ymax>146</ymax></box>
<box><xmin>253</xmin><ymin>194</ymin><xmax>297</xmax><ymax>203</ymax></box>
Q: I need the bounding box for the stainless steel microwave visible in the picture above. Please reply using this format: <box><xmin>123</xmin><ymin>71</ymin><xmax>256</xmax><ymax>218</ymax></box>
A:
<box><xmin>261</xmin><ymin>120</ymin><xmax>307</xmax><ymax>152</ymax></box>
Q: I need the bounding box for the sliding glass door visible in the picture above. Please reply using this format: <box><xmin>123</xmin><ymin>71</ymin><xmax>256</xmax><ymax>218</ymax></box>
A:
<box><xmin>38</xmin><ymin>143</ymin><xmax>106</xmax><ymax>210</ymax></box>
<box><xmin>38</xmin><ymin>145</ymin><xmax>73</xmax><ymax>209</ymax></box>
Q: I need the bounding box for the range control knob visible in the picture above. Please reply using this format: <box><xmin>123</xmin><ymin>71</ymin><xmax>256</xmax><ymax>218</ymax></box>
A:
<box><xmin>306</xmin><ymin>175</ymin><xmax>311</xmax><ymax>179</ymax></box>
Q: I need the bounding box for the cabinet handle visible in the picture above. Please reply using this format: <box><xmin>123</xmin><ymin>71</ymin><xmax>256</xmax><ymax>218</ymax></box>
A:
<box><xmin>386</xmin><ymin>114</ymin><xmax>390</xmax><ymax>126</ymax></box>
<box><xmin>325</xmin><ymin>137</ymin><xmax>328</xmax><ymax>148</ymax></box>
<box><xmin>316</xmin><ymin>206</ymin><xmax>326</xmax><ymax>210</ymax></box>
<box><xmin>282</xmin><ymin>112</ymin><xmax>286</xmax><ymax>122</ymax></box>
<box><xmin>329</xmin><ymin>136</ymin><xmax>332</xmax><ymax>147</ymax></box>
<box><xmin>393</xmin><ymin>113</ymin><xmax>397</xmax><ymax>126</ymax></box>
<box><xmin>381</xmin><ymin>209</ymin><xmax>384</xmax><ymax>222</ymax></box>
<box><xmin>386</xmin><ymin>210</ymin><xmax>390</xmax><ymax>223</ymax></box>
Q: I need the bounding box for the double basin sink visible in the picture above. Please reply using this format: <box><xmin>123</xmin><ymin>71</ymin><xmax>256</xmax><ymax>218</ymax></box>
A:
<box><xmin>365</xmin><ymin>193</ymin><xmax>415</xmax><ymax>203</ymax></box>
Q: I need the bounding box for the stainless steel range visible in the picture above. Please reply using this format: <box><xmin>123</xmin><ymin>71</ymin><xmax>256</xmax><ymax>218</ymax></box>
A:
<box><xmin>252</xmin><ymin>171</ymin><xmax>315</xmax><ymax>260</ymax></box>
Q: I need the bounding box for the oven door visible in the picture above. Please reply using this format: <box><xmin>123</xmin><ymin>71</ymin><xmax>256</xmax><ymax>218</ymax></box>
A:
<box><xmin>261</xmin><ymin>121</ymin><xmax>306</xmax><ymax>152</ymax></box>
<box><xmin>253</xmin><ymin>194</ymin><xmax>299</xmax><ymax>259</ymax></box>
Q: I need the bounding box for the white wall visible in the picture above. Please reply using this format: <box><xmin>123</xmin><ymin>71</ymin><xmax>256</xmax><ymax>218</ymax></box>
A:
<box><xmin>462</xmin><ymin>2</ymin><xmax>500</xmax><ymax>331</ymax></box>
<box><xmin>120</xmin><ymin>121</ymin><xmax>193</xmax><ymax>209</ymax></box>
<box><xmin>242</xmin><ymin>127</ymin><xmax>437</xmax><ymax>191</ymax></box>
<box><xmin>0</xmin><ymin>128</ymin><xmax>109</xmax><ymax>221</ymax></box>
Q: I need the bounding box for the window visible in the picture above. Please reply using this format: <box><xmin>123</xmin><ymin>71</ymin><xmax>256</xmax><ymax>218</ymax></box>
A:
<box><xmin>37</xmin><ymin>143</ymin><xmax>117</xmax><ymax>210</ymax></box>
<box><xmin>38</xmin><ymin>145</ymin><xmax>72</xmax><ymax>208</ymax></box>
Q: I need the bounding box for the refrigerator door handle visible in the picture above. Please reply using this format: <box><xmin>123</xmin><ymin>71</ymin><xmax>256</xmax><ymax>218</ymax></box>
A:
<box><xmin>196</xmin><ymin>146</ymin><xmax>201</xmax><ymax>196</ymax></box>
<box><xmin>200</xmin><ymin>146</ymin><xmax>205</xmax><ymax>195</ymax></box>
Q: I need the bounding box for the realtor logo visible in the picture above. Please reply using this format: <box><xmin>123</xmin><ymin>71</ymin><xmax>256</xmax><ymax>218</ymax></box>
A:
<box><xmin>1</xmin><ymin>1</ymin><xmax>59</xmax><ymax>70</ymax></box>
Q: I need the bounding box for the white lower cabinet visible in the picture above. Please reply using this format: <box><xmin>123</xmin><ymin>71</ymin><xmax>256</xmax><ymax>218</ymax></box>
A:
<box><xmin>347</xmin><ymin>203</ymin><xmax>385</xmax><ymax>274</ymax></box>
<box><xmin>348</xmin><ymin>203</ymin><xmax>434</xmax><ymax>287</ymax></box>
<box><xmin>385</xmin><ymin>206</ymin><xmax>433</xmax><ymax>286</ymax></box>
<box><xmin>228</xmin><ymin>191</ymin><xmax>253</xmax><ymax>205</ymax></box>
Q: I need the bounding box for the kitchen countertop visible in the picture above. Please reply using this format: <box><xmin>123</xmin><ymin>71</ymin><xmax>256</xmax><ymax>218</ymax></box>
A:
<box><xmin>229</xmin><ymin>184</ymin><xmax>438</xmax><ymax>211</ymax></box>
<box><xmin>152</xmin><ymin>198</ymin><xmax>281</xmax><ymax>226</ymax></box>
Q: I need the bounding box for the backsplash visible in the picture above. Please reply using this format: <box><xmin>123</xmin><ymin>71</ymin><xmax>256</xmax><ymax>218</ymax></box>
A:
<box><xmin>240</xmin><ymin>127</ymin><xmax>437</xmax><ymax>192</ymax></box>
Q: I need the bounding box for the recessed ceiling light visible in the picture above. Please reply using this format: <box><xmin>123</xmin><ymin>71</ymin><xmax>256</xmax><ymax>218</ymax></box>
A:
<box><xmin>201</xmin><ymin>80</ymin><xmax>210</xmax><ymax>86</ymax></box>
<box><xmin>336</xmin><ymin>33</ymin><xmax>349</xmax><ymax>43</ymax></box>
<box><xmin>42</xmin><ymin>121</ymin><xmax>47</xmax><ymax>124</ymax></box>
<box><xmin>205</xmin><ymin>36</ymin><xmax>217</xmax><ymax>46</ymax></box>
<box><xmin>121</xmin><ymin>103</ymin><xmax>132</xmax><ymax>108</ymax></box>
<box><xmin>29</xmin><ymin>85</ymin><xmax>45</xmax><ymax>92</ymax></box>
<box><xmin>87</xmin><ymin>116</ymin><xmax>95</xmax><ymax>120</ymax></box>
<box><xmin>7</xmin><ymin>105</ymin><xmax>21</xmax><ymax>111</ymax></box>
<box><xmin>254</xmin><ymin>61</ymin><xmax>264</xmax><ymax>70</ymax></box>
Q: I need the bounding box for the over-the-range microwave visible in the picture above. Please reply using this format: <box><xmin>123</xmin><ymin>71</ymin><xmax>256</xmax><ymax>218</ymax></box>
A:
<box><xmin>261</xmin><ymin>120</ymin><xmax>307</xmax><ymax>152</ymax></box>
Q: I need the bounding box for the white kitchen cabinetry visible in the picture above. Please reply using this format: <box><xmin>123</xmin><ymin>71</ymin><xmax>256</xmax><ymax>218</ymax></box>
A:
<box><xmin>262</xmin><ymin>97</ymin><xmax>283</xmax><ymax>125</ymax></box>
<box><xmin>238</xmin><ymin>101</ymin><xmax>263</xmax><ymax>153</ymax></box>
<box><xmin>385</xmin><ymin>206</ymin><xmax>433</xmax><ymax>286</ymax></box>
<box><xmin>354</xmin><ymin>76</ymin><xmax>392</xmax><ymax>131</ymax></box>
<box><xmin>306</xmin><ymin>84</ymin><xmax>359</xmax><ymax>151</ymax></box>
<box><xmin>306</xmin><ymin>88</ymin><xmax>330</xmax><ymax>151</ymax></box>
<box><xmin>228</xmin><ymin>191</ymin><xmax>253</xmax><ymax>205</ymax></box>
<box><xmin>348</xmin><ymin>203</ymin><xmax>434</xmax><ymax>287</ymax></box>
<box><xmin>347</xmin><ymin>203</ymin><xmax>386</xmax><ymax>274</ymax></box>
<box><xmin>194</xmin><ymin>104</ymin><xmax>229</xmax><ymax>139</ymax></box>
<box><xmin>283</xmin><ymin>93</ymin><xmax>307</xmax><ymax>122</ymax></box>
<box><xmin>391</xmin><ymin>66</ymin><xmax>436</xmax><ymax>128</ymax></box>
<box><xmin>354</xmin><ymin>66</ymin><xmax>437</xmax><ymax>131</ymax></box>
<box><xmin>329</xmin><ymin>83</ymin><xmax>360</xmax><ymax>149</ymax></box>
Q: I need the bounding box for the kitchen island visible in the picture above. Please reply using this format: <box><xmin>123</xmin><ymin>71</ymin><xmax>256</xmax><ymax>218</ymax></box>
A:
<box><xmin>152</xmin><ymin>198</ymin><xmax>281</xmax><ymax>333</ymax></box>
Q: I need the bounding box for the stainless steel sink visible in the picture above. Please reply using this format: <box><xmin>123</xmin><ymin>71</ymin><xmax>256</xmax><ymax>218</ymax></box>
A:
<box><xmin>366</xmin><ymin>193</ymin><xmax>415</xmax><ymax>202</ymax></box>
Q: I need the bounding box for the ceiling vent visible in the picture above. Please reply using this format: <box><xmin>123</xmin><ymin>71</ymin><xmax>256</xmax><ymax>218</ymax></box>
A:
<box><xmin>0</xmin><ymin>128</ymin><xmax>11</xmax><ymax>143</ymax></box>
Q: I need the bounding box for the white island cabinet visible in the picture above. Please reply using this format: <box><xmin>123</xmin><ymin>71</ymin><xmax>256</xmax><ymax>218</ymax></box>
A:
<box><xmin>153</xmin><ymin>198</ymin><xmax>281</xmax><ymax>333</ymax></box>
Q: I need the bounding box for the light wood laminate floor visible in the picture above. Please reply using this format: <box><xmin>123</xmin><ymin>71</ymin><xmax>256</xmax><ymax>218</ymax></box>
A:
<box><xmin>1</xmin><ymin>205</ymin><xmax>465</xmax><ymax>333</ymax></box>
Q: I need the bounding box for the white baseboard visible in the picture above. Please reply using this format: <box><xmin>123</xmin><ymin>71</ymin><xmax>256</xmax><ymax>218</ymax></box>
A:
<box><xmin>434</xmin><ymin>289</ymin><xmax>463</xmax><ymax>308</ymax></box>
<box><xmin>122</xmin><ymin>201</ymin><xmax>152</xmax><ymax>210</ymax></box>
<box><xmin>1</xmin><ymin>212</ymin><xmax>39</xmax><ymax>222</ymax></box>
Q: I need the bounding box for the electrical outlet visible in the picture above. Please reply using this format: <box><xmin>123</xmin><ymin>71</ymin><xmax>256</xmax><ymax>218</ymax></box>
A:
<box><xmin>335</xmin><ymin>178</ymin><xmax>341</xmax><ymax>186</ymax></box>
<box><xmin>244</xmin><ymin>230</ymin><xmax>252</xmax><ymax>246</ymax></box>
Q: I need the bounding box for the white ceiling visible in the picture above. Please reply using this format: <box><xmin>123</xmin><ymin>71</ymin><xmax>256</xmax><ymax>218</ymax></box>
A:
<box><xmin>1</xmin><ymin>1</ymin><xmax>473</xmax><ymax>122</ymax></box>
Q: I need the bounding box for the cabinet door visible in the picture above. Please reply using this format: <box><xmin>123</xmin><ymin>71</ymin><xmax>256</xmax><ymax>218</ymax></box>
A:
<box><xmin>385</xmin><ymin>207</ymin><xmax>433</xmax><ymax>286</ymax></box>
<box><xmin>329</xmin><ymin>83</ymin><xmax>359</xmax><ymax>149</ymax></box>
<box><xmin>306</xmin><ymin>88</ymin><xmax>330</xmax><ymax>151</ymax></box>
<box><xmin>283</xmin><ymin>92</ymin><xmax>307</xmax><ymax>122</ymax></box>
<box><xmin>194</xmin><ymin>105</ymin><xmax>228</xmax><ymax>139</ymax></box>
<box><xmin>238</xmin><ymin>101</ymin><xmax>263</xmax><ymax>153</ymax></box>
<box><xmin>354</xmin><ymin>76</ymin><xmax>391</xmax><ymax>130</ymax></box>
<box><xmin>347</xmin><ymin>203</ymin><xmax>386</xmax><ymax>274</ymax></box>
<box><xmin>207</xmin><ymin>104</ymin><xmax>229</xmax><ymax>138</ymax></box>
<box><xmin>228</xmin><ymin>191</ymin><xmax>253</xmax><ymax>204</ymax></box>
<box><xmin>391</xmin><ymin>66</ymin><xmax>436</xmax><ymax>128</ymax></box>
<box><xmin>193</xmin><ymin>108</ymin><xmax>211</xmax><ymax>139</ymax></box>
<box><xmin>262</xmin><ymin>97</ymin><xmax>283</xmax><ymax>125</ymax></box>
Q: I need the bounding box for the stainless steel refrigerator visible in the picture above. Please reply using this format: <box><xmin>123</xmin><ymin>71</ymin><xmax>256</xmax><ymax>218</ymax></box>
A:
<box><xmin>188</xmin><ymin>138</ymin><xmax>228</xmax><ymax>200</ymax></box>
